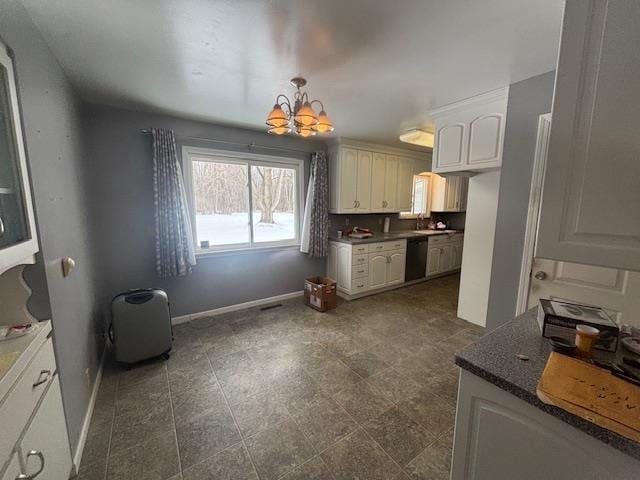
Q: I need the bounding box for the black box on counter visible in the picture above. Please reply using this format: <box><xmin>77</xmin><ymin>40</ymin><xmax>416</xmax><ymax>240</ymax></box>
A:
<box><xmin>537</xmin><ymin>299</ymin><xmax>619</xmax><ymax>352</ymax></box>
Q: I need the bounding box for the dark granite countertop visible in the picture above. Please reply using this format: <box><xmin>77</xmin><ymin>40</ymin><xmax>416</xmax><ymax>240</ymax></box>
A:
<box><xmin>329</xmin><ymin>229</ymin><xmax>463</xmax><ymax>245</ymax></box>
<box><xmin>455</xmin><ymin>309</ymin><xmax>640</xmax><ymax>460</ymax></box>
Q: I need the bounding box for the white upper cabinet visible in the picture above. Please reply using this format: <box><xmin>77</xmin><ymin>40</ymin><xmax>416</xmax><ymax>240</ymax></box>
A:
<box><xmin>329</xmin><ymin>141</ymin><xmax>429</xmax><ymax>214</ymax></box>
<box><xmin>430</xmin><ymin>88</ymin><xmax>508</xmax><ymax>174</ymax></box>
<box><xmin>0</xmin><ymin>40</ymin><xmax>38</xmax><ymax>275</ymax></box>
<box><xmin>536</xmin><ymin>0</ymin><xmax>640</xmax><ymax>271</ymax></box>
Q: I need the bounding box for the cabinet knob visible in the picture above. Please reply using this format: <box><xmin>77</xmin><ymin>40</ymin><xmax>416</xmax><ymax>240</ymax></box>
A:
<box><xmin>534</xmin><ymin>271</ymin><xmax>548</xmax><ymax>280</ymax></box>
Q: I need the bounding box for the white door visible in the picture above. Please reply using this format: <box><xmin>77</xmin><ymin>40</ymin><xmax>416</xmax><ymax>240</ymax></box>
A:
<box><xmin>356</xmin><ymin>150</ymin><xmax>373</xmax><ymax>211</ymax></box>
<box><xmin>19</xmin><ymin>377</ymin><xmax>72</xmax><ymax>480</ymax></box>
<box><xmin>340</xmin><ymin>148</ymin><xmax>358</xmax><ymax>212</ymax></box>
<box><xmin>370</xmin><ymin>152</ymin><xmax>386</xmax><ymax>212</ymax></box>
<box><xmin>536</xmin><ymin>0</ymin><xmax>640</xmax><ymax>271</ymax></box>
<box><xmin>383</xmin><ymin>156</ymin><xmax>399</xmax><ymax>211</ymax></box>
<box><xmin>435</xmin><ymin>122</ymin><xmax>466</xmax><ymax>170</ymax></box>
<box><xmin>368</xmin><ymin>254</ymin><xmax>387</xmax><ymax>289</ymax></box>
<box><xmin>336</xmin><ymin>244</ymin><xmax>351</xmax><ymax>291</ymax></box>
<box><xmin>396</xmin><ymin>159</ymin><xmax>414</xmax><ymax>211</ymax></box>
<box><xmin>426</xmin><ymin>247</ymin><xmax>441</xmax><ymax>276</ymax></box>
<box><xmin>387</xmin><ymin>252</ymin><xmax>405</xmax><ymax>285</ymax></box>
<box><xmin>528</xmin><ymin>258</ymin><xmax>640</xmax><ymax>326</ymax></box>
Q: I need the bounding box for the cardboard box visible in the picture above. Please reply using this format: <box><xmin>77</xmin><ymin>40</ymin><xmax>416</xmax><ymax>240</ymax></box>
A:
<box><xmin>304</xmin><ymin>276</ymin><xmax>337</xmax><ymax>312</ymax></box>
<box><xmin>537</xmin><ymin>299</ymin><xmax>619</xmax><ymax>352</ymax></box>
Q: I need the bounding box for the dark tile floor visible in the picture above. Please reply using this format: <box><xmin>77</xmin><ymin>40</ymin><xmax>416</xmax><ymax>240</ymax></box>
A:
<box><xmin>78</xmin><ymin>274</ymin><xmax>484</xmax><ymax>480</ymax></box>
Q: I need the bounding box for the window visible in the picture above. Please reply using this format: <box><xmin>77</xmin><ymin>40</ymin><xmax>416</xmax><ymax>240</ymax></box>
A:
<box><xmin>400</xmin><ymin>174</ymin><xmax>430</xmax><ymax>218</ymax></box>
<box><xmin>183</xmin><ymin>147</ymin><xmax>303</xmax><ymax>253</ymax></box>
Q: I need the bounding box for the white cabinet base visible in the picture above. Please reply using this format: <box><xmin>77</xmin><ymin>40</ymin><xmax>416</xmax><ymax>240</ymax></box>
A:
<box><xmin>452</xmin><ymin>370</ymin><xmax>640</xmax><ymax>480</ymax></box>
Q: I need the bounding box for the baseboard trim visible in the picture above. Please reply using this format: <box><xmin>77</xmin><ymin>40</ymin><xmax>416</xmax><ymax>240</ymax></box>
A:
<box><xmin>171</xmin><ymin>290</ymin><xmax>304</xmax><ymax>325</ymax></box>
<box><xmin>71</xmin><ymin>344</ymin><xmax>106</xmax><ymax>475</ymax></box>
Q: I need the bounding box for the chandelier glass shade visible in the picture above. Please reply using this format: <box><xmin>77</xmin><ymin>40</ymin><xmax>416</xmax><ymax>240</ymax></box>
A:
<box><xmin>266</xmin><ymin>77</ymin><xmax>334</xmax><ymax>137</ymax></box>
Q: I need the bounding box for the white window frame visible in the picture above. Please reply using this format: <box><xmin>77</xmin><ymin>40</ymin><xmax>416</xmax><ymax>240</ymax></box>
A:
<box><xmin>399</xmin><ymin>174</ymin><xmax>431</xmax><ymax>219</ymax></box>
<box><xmin>182</xmin><ymin>146</ymin><xmax>304</xmax><ymax>255</ymax></box>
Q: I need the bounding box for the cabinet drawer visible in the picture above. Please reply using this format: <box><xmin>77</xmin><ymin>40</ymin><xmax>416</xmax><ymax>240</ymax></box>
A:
<box><xmin>352</xmin><ymin>264</ymin><xmax>369</xmax><ymax>279</ymax></box>
<box><xmin>351</xmin><ymin>244</ymin><xmax>369</xmax><ymax>255</ymax></box>
<box><xmin>350</xmin><ymin>278</ymin><xmax>369</xmax><ymax>294</ymax></box>
<box><xmin>429</xmin><ymin>235</ymin><xmax>453</xmax><ymax>245</ymax></box>
<box><xmin>0</xmin><ymin>337</ymin><xmax>56</xmax><ymax>460</ymax></box>
<box><xmin>352</xmin><ymin>254</ymin><xmax>368</xmax><ymax>266</ymax></box>
<box><xmin>368</xmin><ymin>240</ymin><xmax>407</xmax><ymax>253</ymax></box>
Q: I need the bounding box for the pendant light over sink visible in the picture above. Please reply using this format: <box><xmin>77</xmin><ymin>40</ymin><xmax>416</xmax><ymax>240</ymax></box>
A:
<box><xmin>266</xmin><ymin>77</ymin><xmax>334</xmax><ymax>137</ymax></box>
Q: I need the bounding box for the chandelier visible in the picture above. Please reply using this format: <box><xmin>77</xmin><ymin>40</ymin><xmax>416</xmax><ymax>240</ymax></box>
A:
<box><xmin>265</xmin><ymin>77</ymin><xmax>334</xmax><ymax>137</ymax></box>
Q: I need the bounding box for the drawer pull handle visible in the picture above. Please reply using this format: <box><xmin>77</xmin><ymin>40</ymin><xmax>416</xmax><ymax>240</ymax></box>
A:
<box><xmin>33</xmin><ymin>370</ymin><xmax>51</xmax><ymax>388</ymax></box>
<box><xmin>26</xmin><ymin>450</ymin><xmax>45</xmax><ymax>478</ymax></box>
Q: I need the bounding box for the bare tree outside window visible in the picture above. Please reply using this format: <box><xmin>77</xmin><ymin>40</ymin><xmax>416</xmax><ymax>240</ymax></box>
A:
<box><xmin>190</xmin><ymin>157</ymin><xmax>299</xmax><ymax>249</ymax></box>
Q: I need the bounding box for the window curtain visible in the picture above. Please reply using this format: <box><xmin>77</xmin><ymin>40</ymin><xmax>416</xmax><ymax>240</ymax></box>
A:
<box><xmin>151</xmin><ymin>128</ymin><xmax>196</xmax><ymax>277</ymax></box>
<box><xmin>301</xmin><ymin>151</ymin><xmax>329</xmax><ymax>257</ymax></box>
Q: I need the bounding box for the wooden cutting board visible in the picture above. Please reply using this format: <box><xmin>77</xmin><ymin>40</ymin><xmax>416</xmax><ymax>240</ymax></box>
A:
<box><xmin>537</xmin><ymin>352</ymin><xmax>640</xmax><ymax>443</ymax></box>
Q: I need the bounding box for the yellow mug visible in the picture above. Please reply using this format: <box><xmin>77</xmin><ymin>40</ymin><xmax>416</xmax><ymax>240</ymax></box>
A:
<box><xmin>575</xmin><ymin>324</ymin><xmax>600</xmax><ymax>357</ymax></box>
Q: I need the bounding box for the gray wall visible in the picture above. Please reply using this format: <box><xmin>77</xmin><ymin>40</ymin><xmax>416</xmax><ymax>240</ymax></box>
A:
<box><xmin>486</xmin><ymin>71</ymin><xmax>555</xmax><ymax>330</ymax></box>
<box><xmin>0</xmin><ymin>0</ymin><xmax>102</xmax><ymax>454</ymax></box>
<box><xmin>85</xmin><ymin>104</ymin><xmax>325</xmax><ymax>319</ymax></box>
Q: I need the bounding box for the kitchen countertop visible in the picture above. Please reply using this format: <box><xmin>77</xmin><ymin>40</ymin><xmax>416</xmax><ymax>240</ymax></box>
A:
<box><xmin>329</xmin><ymin>229</ymin><xmax>462</xmax><ymax>245</ymax></box>
<box><xmin>455</xmin><ymin>309</ymin><xmax>640</xmax><ymax>460</ymax></box>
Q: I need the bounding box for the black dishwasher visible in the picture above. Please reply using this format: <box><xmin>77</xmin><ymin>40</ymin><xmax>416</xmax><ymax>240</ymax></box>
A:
<box><xmin>405</xmin><ymin>236</ymin><xmax>428</xmax><ymax>281</ymax></box>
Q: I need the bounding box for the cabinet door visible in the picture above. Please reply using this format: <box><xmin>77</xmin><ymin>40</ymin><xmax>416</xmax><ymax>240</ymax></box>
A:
<box><xmin>458</xmin><ymin>177</ymin><xmax>468</xmax><ymax>211</ymax></box>
<box><xmin>386</xmin><ymin>252</ymin><xmax>405</xmax><ymax>285</ymax></box>
<box><xmin>327</xmin><ymin>242</ymin><xmax>338</xmax><ymax>282</ymax></box>
<box><xmin>370</xmin><ymin>152</ymin><xmax>386</xmax><ymax>212</ymax></box>
<box><xmin>426</xmin><ymin>247</ymin><xmax>441</xmax><ymax>276</ymax></box>
<box><xmin>0</xmin><ymin>41</ymin><xmax>38</xmax><ymax>271</ymax></box>
<box><xmin>383</xmin><ymin>156</ymin><xmax>399</xmax><ymax>211</ymax></box>
<box><xmin>468</xmin><ymin>113</ymin><xmax>504</xmax><ymax>166</ymax></box>
<box><xmin>336</xmin><ymin>244</ymin><xmax>351</xmax><ymax>290</ymax></box>
<box><xmin>445</xmin><ymin>177</ymin><xmax>458</xmax><ymax>211</ymax></box>
<box><xmin>396</xmin><ymin>159</ymin><xmax>414</xmax><ymax>212</ymax></box>
<box><xmin>19</xmin><ymin>376</ymin><xmax>72</xmax><ymax>480</ymax></box>
<box><xmin>452</xmin><ymin>243</ymin><xmax>463</xmax><ymax>269</ymax></box>
<box><xmin>434</xmin><ymin>122</ymin><xmax>466</xmax><ymax>170</ymax></box>
<box><xmin>368</xmin><ymin>254</ymin><xmax>387</xmax><ymax>289</ymax></box>
<box><xmin>536</xmin><ymin>0</ymin><xmax>640</xmax><ymax>271</ymax></box>
<box><xmin>440</xmin><ymin>245</ymin><xmax>453</xmax><ymax>272</ymax></box>
<box><xmin>2</xmin><ymin>451</ymin><xmax>23</xmax><ymax>480</ymax></box>
<box><xmin>356</xmin><ymin>150</ymin><xmax>372</xmax><ymax>211</ymax></box>
<box><xmin>339</xmin><ymin>148</ymin><xmax>358</xmax><ymax>212</ymax></box>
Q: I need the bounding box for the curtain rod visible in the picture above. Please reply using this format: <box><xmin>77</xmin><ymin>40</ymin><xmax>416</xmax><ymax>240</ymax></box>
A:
<box><xmin>140</xmin><ymin>129</ymin><xmax>318</xmax><ymax>155</ymax></box>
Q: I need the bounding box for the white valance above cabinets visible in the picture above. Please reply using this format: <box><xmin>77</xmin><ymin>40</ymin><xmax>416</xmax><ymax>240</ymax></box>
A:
<box><xmin>328</xmin><ymin>140</ymin><xmax>430</xmax><ymax>214</ymax></box>
<box><xmin>429</xmin><ymin>87</ymin><xmax>509</xmax><ymax>174</ymax></box>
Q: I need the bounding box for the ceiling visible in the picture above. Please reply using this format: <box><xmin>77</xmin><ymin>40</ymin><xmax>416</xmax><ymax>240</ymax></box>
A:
<box><xmin>23</xmin><ymin>0</ymin><xmax>564</xmax><ymax>148</ymax></box>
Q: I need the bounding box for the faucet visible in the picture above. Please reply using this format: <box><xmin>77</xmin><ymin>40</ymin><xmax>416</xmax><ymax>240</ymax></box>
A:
<box><xmin>416</xmin><ymin>213</ymin><xmax>424</xmax><ymax>230</ymax></box>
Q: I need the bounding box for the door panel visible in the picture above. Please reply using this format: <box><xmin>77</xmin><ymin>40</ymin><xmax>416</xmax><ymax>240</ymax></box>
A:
<box><xmin>19</xmin><ymin>377</ymin><xmax>72</xmax><ymax>480</ymax></box>
<box><xmin>370</xmin><ymin>152</ymin><xmax>386</xmax><ymax>212</ymax></box>
<box><xmin>436</xmin><ymin>123</ymin><xmax>465</xmax><ymax>169</ymax></box>
<box><xmin>340</xmin><ymin>148</ymin><xmax>358</xmax><ymax>212</ymax></box>
<box><xmin>356</xmin><ymin>150</ymin><xmax>372</xmax><ymax>211</ymax></box>
<box><xmin>440</xmin><ymin>245</ymin><xmax>453</xmax><ymax>272</ymax></box>
<box><xmin>536</xmin><ymin>0</ymin><xmax>640</xmax><ymax>270</ymax></box>
<box><xmin>387</xmin><ymin>252</ymin><xmax>405</xmax><ymax>285</ymax></box>
<box><xmin>426</xmin><ymin>247</ymin><xmax>441</xmax><ymax>276</ymax></box>
<box><xmin>468</xmin><ymin>114</ymin><xmax>503</xmax><ymax>164</ymax></box>
<box><xmin>369</xmin><ymin>254</ymin><xmax>387</xmax><ymax>289</ymax></box>
<box><xmin>528</xmin><ymin>257</ymin><xmax>640</xmax><ymax>326</ymax></box>
<box><xmin>384</xmin><ymin>157</ymin><xmax>398</xmax><ymax>211</ymax></box>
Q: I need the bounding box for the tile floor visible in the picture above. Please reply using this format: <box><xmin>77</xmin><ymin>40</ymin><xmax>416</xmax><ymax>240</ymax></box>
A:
<box><xmin>78</xmin><ymin>274</ymin><xmax>484</xmax><ymax>480</ymax></box>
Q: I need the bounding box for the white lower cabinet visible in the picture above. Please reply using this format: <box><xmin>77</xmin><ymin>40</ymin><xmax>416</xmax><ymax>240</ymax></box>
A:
<box><xmin>426</xmin><ymin>234</ymin><xmax>464</xmax><ymax>278</ymax></box>
<box><xmin>328</xmin><ymin>239</ymin><xmax>406</xmax><ymax>298</ymax></box>
<box><xmin>19</xmin><ymin>377</ymin><xmax>71</xmax><ymax>480</ymax></box>
<box><xmin>0</xmin><ymin>323</ymin><xmax>71</xmax><ymax>480</ymax></box>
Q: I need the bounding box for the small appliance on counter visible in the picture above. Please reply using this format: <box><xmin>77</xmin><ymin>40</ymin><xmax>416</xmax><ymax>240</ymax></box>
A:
<box><xmin>537</xmin><ymin>299</ymin><xmax>619</xmax><ymax>352</ymax></box>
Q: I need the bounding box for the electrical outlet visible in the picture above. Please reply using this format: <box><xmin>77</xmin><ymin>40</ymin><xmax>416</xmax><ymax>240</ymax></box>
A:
<box><xmin>345</xmin><ymin>217</ymin><xmax>350</xmax><ymax>226</ymax></box>
<box><xmin>84</xmin><ymin>367</ymin><xmax>91</xmax><ymax>388</ymax></box>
